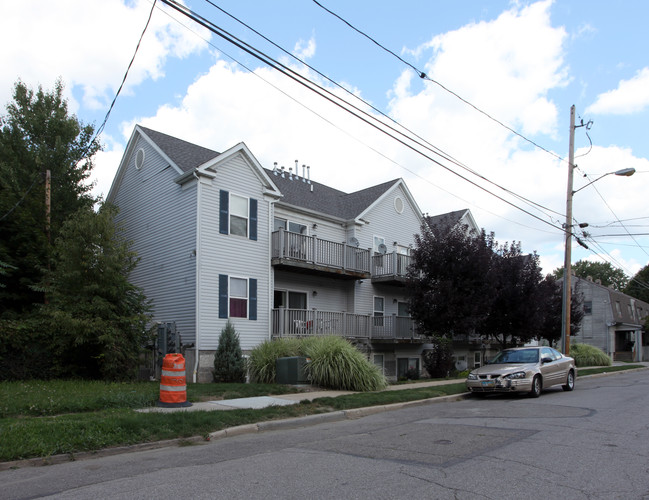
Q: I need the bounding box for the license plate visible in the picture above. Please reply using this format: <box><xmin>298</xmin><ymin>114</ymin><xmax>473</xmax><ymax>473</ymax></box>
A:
<box><xmin>481</xmin><ymin>380</ymin><xmax>495</xmax><ymax>387</ymax></box>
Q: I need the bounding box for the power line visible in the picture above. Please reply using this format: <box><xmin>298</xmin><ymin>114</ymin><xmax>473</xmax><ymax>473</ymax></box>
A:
<box><xmin>161</xmin><ymin>0</ymin><xmax>563</xmax><ymax>234</ymax></box>
<box><xmin>311</xmin><ymin>0</ymin><xmax>567</xmax><ymax>165</ymax></box>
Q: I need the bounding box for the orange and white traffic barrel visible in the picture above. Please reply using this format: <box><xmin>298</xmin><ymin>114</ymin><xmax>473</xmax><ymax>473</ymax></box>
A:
<box><xmin>158</xmin><ymin>353</ymin><xmax>192</xmax><ymax>407</ymax></box>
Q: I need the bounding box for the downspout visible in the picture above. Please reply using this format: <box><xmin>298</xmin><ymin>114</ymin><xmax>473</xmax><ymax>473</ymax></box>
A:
<box><xmin>268</xmin><ymin>199</ymin><xmax>276</xmax><ymax>341</ymax></box>
<box><xmin>193</xmin><ymin>171</ymin><xmax>201</xmax><ymax>383</ymax></box>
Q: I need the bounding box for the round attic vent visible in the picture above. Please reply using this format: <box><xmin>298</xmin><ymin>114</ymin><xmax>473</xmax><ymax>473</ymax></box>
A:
<box><xmin>394</xmin><ymin>196</ymin><xmax>404</xmax><ymax>214</ymax></box>
<box><xmin>135</xmin><ymin>148</ymin><xmax>145</xmax><ymax>170</ymax></box>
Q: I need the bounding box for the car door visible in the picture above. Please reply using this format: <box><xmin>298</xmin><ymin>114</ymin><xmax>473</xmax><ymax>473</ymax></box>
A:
<box><xmin>550</xmin><ymin>347</ymin><xmax>570</xmax><ymax>381</ymax></box>
<box><xmin>540</xmin><ymin>347</ymin><xmax>560</xmax><ymax>386</ymax></box>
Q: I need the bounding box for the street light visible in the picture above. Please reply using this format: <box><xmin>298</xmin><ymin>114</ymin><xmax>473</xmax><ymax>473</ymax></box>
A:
<box><xmin>561</xmin><ymin>105</ymin><xmax>636</xmax><ymax>356</ymax></box>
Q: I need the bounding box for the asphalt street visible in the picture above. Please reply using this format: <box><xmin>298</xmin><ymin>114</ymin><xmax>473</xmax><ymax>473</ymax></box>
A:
<box><xmin>4</xmin><ymin>368</ymin><xmax>649</xmax><ymax>499</ymax></box>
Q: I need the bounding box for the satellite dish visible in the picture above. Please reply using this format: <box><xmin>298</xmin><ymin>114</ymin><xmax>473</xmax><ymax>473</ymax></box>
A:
<box><xmin>378</xmin><ymin>243</ymin><xmax>387</xmax><ymax>254</ymax></box>
<box><xmin>348</xmin><ymin>237</ymin><xmax>360</xmax><ymax>248</ymax></box>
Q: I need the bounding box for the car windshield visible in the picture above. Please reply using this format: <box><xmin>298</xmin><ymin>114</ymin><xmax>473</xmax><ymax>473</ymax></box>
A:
<box><xmin>489</xmin><ymin>349</ymin><xmax>539</xmax><ymax>364</ymax></box>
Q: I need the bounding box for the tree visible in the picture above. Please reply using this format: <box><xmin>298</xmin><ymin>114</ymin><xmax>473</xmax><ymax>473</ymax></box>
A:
<box><xmin>552</xmin><ymin>260</ymin><xmax>628</xmax><ymax>290</ymax></box>
<box><xmin>213</xmin><ymin>321</ymin><xmax>247</xmax><ymax>383</ymax></box>
<box><xmin>481</xmin><ymin>243</ymin><xmax>545</xmax><ymax>348</ymax></box>
<box><xmin>624</xmin><ymin>264</ymin><xmax>649</xmax><ymax>303</ymax></box>
<box><xmin>407</xmin><ymin>221</ymin><xmax>496</xmax><ymax>337</ymax></box>
<box><xmin>536</xmin><ymin>276</ymin><xmax>584</xmax><ymax>346</ymax></box>
<box><xmin>0</xmin><ymin>79</ymin><xmax>99</xmax><ymax>317</ymax></box>
<box><xmin>41</xmin><ymin>204</ymin><xmax>151</xmax><ymax>380</ymax></box>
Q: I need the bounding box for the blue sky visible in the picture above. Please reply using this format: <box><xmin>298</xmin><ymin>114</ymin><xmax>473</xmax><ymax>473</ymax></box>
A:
<box><xmin>2</xmin><ymin>0</ymin><xmax>648</xmax><ymax>278</ymax></box>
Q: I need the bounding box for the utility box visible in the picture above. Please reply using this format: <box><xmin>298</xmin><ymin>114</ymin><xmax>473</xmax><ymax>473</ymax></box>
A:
<box><xmin>276</xmin><ymin>356</ymin><xmax>310</xmax><ymax>385</ymax></box>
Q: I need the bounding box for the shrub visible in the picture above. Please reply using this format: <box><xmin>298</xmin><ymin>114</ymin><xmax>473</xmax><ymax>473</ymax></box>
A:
<box><xmin>247</xmin><ymin>338</ymin><xmax>302</xmax><ymax>384</ymax></box>
<box><xmin>248</xmin><ymin>336</ymin><xmax>387</xmax><ymax>391</ymax></box>
<box><xmin>422</xmin><ymin>336</ymin><xmax>454</xmax><ymax>378</ymax></box>
<box><xmin>213</xmin><ymin>321</ymin><xmax>247</xmax><ymax>383</ymax></box>
<box><xmin>570</xmin><ymin>343</ymin><xmax>612</xmax><ymax>367</ymax></box>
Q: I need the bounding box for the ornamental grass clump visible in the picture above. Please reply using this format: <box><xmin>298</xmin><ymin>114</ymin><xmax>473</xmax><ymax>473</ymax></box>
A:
<box><xmin>248</xmin><ymin>337</ymin><xmax>302</xmax><ymax>384</ymax></box>
<box><xmin>569</xmin><ymin>343</ymin><xmax>612</xmax><ymax>367</ymax></box>
<box><xmin>302</xmin><ymin>336</ymin><xmax>387</xmax><ymax>392</ymax></box>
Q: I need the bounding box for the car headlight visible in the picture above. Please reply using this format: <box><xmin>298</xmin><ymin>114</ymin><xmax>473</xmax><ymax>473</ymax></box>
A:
<box><xmin>467</xmin><ymin>373</ymin><xmax>478</xmax><ymax>380</ymax></box>
<box><xmin>504</xmin><ymin>371</ymin><xmax>526</xmax><ymax>380</ymax></box>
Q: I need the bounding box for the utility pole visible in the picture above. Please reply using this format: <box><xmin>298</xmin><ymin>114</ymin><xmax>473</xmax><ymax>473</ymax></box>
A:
<box><xmin>561</xmin><ymin>106</ymin><xmax>576</xmax><ymax>356</ymax></box>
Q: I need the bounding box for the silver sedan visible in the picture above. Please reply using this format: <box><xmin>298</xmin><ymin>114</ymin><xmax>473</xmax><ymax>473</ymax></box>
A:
<box><xmin>466</xmin><ymin>346</ymin><xmax>576</xmax><ymax>397</ymax></box>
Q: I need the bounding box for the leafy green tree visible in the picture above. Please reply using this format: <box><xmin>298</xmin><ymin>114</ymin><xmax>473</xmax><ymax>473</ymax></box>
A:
<box><xmin>0</xmin><ymin>79</ymin><xmax>99</xmax><ymax>317</ymax></box>
<box><xmin>624</xmin><ymin>264</ymin><xmax>649</xmax><ymax>303</ymax></box>
<box><xmin>213</xmin><ymin>321</ymin><xmax>246</xmax><ymax>383</ymax></box>
<box><xmin>552</xmin><ymin>260</ymin><xmax>628</xmax><ymax>290</ymax></box>
<box><xmin>42</xmin><ymin>204</ymin><xmax>151</xmax><ymax>381</ymax></box>
<box><xmin>422</xmin><ymin>336</ymin><xmax>454</xmax><ymax>378</ymax></box>
<box><xmin>407</xmin><ymin>221</ymin><xmax>496</xmax><ymax>337</ymax></box>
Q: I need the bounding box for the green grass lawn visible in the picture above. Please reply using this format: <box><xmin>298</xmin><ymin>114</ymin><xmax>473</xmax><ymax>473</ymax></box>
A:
<box><xmin>1</xmin><ymin>366</ymin><xmax>643</xmax><ymax>463</ymax></box>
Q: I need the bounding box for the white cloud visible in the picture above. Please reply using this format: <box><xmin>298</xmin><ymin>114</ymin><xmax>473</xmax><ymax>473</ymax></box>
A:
<box><xmin>293</xmin><ymin>37</ymin><xmax>316</xmax><ymax>60</ymax></box>
<box><xmin>0</xmin><ymin>0</ymin><xmax>208</xmax><ymax>112</ymax></box>
<box><xmin>586</xmin><ymin>67</ymin><xmax>649</xmax><ymax>115</ymax></box>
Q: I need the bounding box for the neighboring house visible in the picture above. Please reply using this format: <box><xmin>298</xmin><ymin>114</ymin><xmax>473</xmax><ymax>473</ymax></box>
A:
<box><xmin>108</xmin><ymin>125</ymin><xmax>440</xmax><ymax>382</ymax></box>
<box><xmin>571</xmin><ymin>276</ymin><xmax>649</xmax><ymax>362</ymax></box>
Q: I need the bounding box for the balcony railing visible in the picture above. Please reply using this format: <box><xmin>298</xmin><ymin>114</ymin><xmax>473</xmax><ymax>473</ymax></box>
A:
<box><xmin>371</xmin><ymin>252</ymin><xmax>411</xmax><ymax>283</ymax></box>
<box><xmin>271</xmin><ymin>229</ymin><xmax>371</xmax><ymax>277</ymax></box>
<box><xmin>271</xmin><ymin>308</ymin><xmax>422</xmax><ymax>341</ymax></box>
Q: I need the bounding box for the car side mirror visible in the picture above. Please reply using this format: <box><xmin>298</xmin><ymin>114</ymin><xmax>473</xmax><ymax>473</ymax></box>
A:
<box><xmin>541</xmin><ymin>356</ymin><xmax>553</xmax><ymax>364</ymax></box>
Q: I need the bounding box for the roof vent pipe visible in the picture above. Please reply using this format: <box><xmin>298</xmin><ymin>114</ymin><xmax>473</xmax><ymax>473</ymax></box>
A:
<box><xmin>302</xmin><ymin>164</ymin><xmax>306</xmax><ymax>182</ymax></box>
<box><xmin>273</xmin><ymin>162</ymin><xmax>278</xmax><ymax>174</ymax></box>
<box><xmin>289</xmin><ymin>167</ymin><xmax>293</xmax><ymax>180</ymax></box>
<box><xmin>307</xmin><ymin>165</ymin><xmax>311</xmax><ymax>184</ymax></box>
<box><xmin>295</xmin><ymin>160</ymin><xmax>299</xmax><ymax>180</ymax></box>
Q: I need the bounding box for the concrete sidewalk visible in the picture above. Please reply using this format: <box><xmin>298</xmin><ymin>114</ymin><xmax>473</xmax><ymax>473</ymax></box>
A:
<box><xmin>139</xmin><ymin>377</ymin><xmax>467</xmax><ymax>413</ymax></box>
<box><xmin>142</xmin><ymin>361</ymin><xmax>649</xmax><ymax>414</ymax></box>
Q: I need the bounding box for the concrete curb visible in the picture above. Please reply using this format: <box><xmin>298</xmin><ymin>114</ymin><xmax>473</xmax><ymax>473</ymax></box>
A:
<box><xmin>2</xmin><ymin>367</ymin><xmax>645</xmax><ymax>471</ymax></box>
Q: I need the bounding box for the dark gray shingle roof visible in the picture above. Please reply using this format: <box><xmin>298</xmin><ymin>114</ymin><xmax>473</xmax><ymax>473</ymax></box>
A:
<box><xmin>140</xmin><ymin>125</ymin><xmax>399</xmax><ymax>220</ymax></box>
<box><xmin>425</xmin><ymin>209</ymin><xmax>468</xmax><ymax>232</ymax></box>
<box><xmin>140</xmin><ymin>126</ymin><xmax>220</xmax><ymax>172</ymax></box>
<box><xmin>265</xmin><ymin>168</ymin><xmax>399</xmax><ymax>219</ymax></box>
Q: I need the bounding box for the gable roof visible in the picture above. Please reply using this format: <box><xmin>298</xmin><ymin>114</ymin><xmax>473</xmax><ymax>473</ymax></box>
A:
<box><xmin>266</xmin><ymin>168</ymin><xmax>400</xmax><ymax>220</ymax></box>
<box><xmin>110</xmin><ymin>125</ymin><xmax>420</xmax><ymax>221</ymax></box>
<box><xmin>139</xmin><ymin>126</ymin><xmax>220</xmax><ymax>172</ymax></box>
<box><xmin>426</xmin><ymin>209</ymin><xmax>477</xmax><ymax>233</ymax></box>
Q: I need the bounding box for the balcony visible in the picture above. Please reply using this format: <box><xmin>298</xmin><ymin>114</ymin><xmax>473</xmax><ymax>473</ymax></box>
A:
<box><xmin>371</xmin><ymin>252</ymin><xmax>411</xmax><ymax>285</ymax></box>
<box><xmin>271</xmin><ymin>229</ymin><xmax>370</xmax><ymax>279</ymax></box>
<box><xmin>271</xmin><ymin>308</ymin><xmax>423</xmax><ymax>342</ymax></box>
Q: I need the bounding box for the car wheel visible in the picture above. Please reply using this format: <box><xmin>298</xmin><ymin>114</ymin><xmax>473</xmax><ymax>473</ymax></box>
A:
<box><xmin>562</xmin><ymin>370</ymin><xmax>575</xmax><ymax>392</ymax></box>
<box><xmin>529</xmin><ymin>375</ymin><xmax>542</xmax><ymax>398</ymax></box>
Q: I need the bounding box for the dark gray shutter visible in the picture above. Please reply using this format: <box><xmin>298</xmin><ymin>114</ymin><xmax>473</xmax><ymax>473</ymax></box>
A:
<box><xmin>219</xmin><ymin>274</ymin><xmax>228</xmax><ymax>318</ymax></box>
<box><xmin>219</xmin><ymin>190</ymin><xmax>229</xmax><ymax>235</ymax></box>
<box><xmin>249</xmin><ymin>198</ymin><xmax>258</xmax><ymax>241</ymax></box>
<box><xmin>249</xmin><ymin>278</ymin><xmax>257</xmax><ymax>320</ymax></box>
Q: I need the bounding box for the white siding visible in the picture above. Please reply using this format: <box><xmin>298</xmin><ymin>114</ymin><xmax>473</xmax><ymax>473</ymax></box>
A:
<box><xmin>197</xmin><ymin>152</ymin><xmax>271</xmax><ymax>351</ymax></box>
<box><xmin>112</xmin><ymin>135</ymin><xmax>198</xmax><ymax>344</ymax></box>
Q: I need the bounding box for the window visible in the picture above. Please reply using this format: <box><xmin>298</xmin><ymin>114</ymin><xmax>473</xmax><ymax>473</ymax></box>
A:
<box><xmin>373</xmin><ymin>235</ymin><xmax>385</xmax><ymax>254</ymax></box>
<box><xmin>229</xmin><ymin>277</ymin><xmax>248</xmax><ymax>318</ymax></box>
<box><xmin>230</xmin><ymin>194</ymin><xmax>248</xmax><ymax>237</ymax></box>
<box><xmin>219</xmin><ymin>190</ymin><xmax>257</xmax><ymax>240</ymax></box>
<box><xmin>397</xmin><ymin>357</ymin><xmax>419</xmax><ymax>378</ymax></box>
<box><xmin>373</xmin><ymin>354</ymin><xmax>384</xmax><ymax>374</ymax></box>
<box><xmin>615</xmin><ymin>301</ymin><xmax>622</xmax><ymax>317</ymax></box>
<box><xmin>474</xmin><ymin>351</ymin><xmax>482</xmax><ymax>368</ymax></box>
<box><xmin>289</xmin><ymin>221</ymin><xmax>307</xmax><ymax>234</ymax></box>
<box><xmin>219</xmin><ymin>274</ymin><xmax>257</xmax><ymax>320</ymax></box>
<box><xmin>274</xmin><ymin>289</ymin><xmax>307</xmax><ymax>309</ymax></box>
<box><xmin>583</xmin><ymin>301</ymin><xmax>592</xmax><ymax>314</ymax></box>
<box><xmin>373</xmin><ymin>296</ymin><xmax>384</xmax><ymax>326</ymax></box>
<box><xmin>274</xmin><ymin>217</ymin><xmax>307</xmax><ymax>235</ymax></box>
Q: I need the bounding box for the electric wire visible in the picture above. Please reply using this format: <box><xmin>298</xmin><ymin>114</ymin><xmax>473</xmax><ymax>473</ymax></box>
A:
<box><xmin>202</xmin><ymin>0</ymin><xmax>564</xmax><ymax>223</ymax></box>
<box><xmin>311</xmin><ymin>0</ymin><xmax>567</xmax><ymax>165</ymax></box>
<box><xmin>160</xmin><ymin>0</ymin><xmax>563</xmax><ymax>233</ymax></box>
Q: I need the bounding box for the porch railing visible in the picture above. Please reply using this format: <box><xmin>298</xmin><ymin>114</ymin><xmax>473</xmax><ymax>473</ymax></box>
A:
<box><xmin>371</xmin><ymin>252</ymin><xmax>411</xmax><ymax>279</ymax></box>
<box><xmin>271</xmin><ymin>229</ymin><xmax>371</xmax><ymax>274</ymax></box>
<box><xmin>271</xmin><ymin>308</ymin><xmax>421</xmax><ymax>340</ymax></box>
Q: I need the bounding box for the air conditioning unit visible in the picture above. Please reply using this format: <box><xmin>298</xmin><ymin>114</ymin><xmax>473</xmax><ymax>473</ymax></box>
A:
<box><xmin>276</xmin><ymin>356</ymin><xmax>310</xmax><ymax>385</ymax></box>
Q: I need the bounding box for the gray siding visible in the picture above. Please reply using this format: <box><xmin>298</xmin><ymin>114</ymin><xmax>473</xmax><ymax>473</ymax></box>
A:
<box><xmin>197</xmin><ymin>152</ymin><xmax>271</xmax><ymax>351</ymax></box>
<box><xmin>112</xmin><ymin>135</ymin><xmax>198</xmax><ymax>345</ymax></box>
<box><xmin>354</xmin><ymin>184</ymin><xmax>420</xmax><ymax>316</ymax></box>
